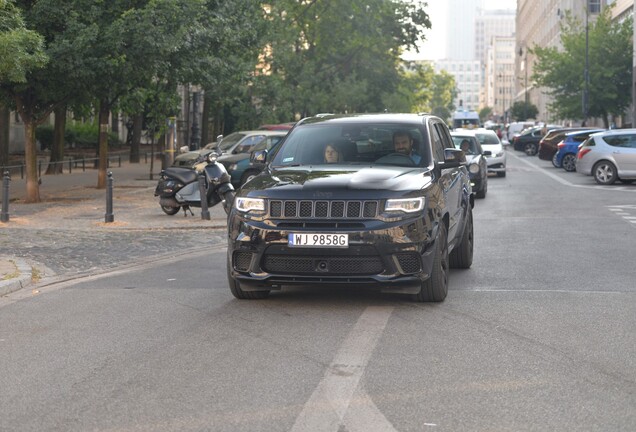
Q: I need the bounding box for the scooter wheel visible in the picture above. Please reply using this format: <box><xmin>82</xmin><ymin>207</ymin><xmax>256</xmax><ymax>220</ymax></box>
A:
<box><xmin>161</xmin><ymin>205</ymin><xmax>180</xmax><ymax>216</ymax></box>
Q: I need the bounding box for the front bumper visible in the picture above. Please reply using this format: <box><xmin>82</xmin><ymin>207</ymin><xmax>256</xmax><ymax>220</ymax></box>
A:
<box><xmin>227</xmin><ymin>214</ymin><xmax>439</xmax><ymax>294</ymax></box>
<box><xmin>485</xmin><ymin>155</ymin><xmax>506</xmax><ymax>173</ymax></box>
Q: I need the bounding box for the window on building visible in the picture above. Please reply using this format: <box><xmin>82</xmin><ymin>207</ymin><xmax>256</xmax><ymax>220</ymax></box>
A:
<box><xmin>588</xmin><ymin>0</ymin><xmax>601</xmax><ymax>13</ymax></box>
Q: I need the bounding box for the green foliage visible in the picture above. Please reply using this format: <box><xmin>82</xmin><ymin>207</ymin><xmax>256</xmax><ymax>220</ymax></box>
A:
<box><xmin>479</xmin><ymin>107</ymin><xmax>493</xmax><ymax>122</ymax></box>
<box><xmin>531</xmin><ymin>7</ymin><xmax>632</xmax><ymax>126</ymax></box>
<box><xmin>0</xmin><ymin>0</ymin><xmax>48</xmax><ymax>84</ymax></box>
<box><xmin>36</xmin><ymin>121</ymin><xmax>121</xmax><ymax>149</ymax></box>
<box><xmin>510</xmin><ymin>101</ymin><xmax>538</xmax><ymax>121</ymax></box>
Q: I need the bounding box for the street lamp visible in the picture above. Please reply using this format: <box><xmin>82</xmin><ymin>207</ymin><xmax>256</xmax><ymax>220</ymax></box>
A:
<box><xmin>518</xmin><ymin>46</ymin><xmax>528</xmax><ymax>120</ymax></box>
<box><xmin>583</xmin><ymin>1</ymin><xmax>590</xmax><ymax>125</ymax></box>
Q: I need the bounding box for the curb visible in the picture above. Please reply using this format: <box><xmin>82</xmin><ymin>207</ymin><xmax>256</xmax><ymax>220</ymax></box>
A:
<box><xmin>0</xmin><ymin>258</ymin><xmax>33</xmax><ymax>296</ymax></box>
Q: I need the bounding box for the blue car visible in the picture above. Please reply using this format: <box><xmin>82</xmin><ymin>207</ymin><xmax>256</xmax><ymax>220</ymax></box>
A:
<box><xmin>227</xmin><ymin>137</ymin><xmax>284</xmax><ymax>187</ymax></box>
<box><xmin>554</xmin><ymin>129</ymin><xmax>605</xmax><ymax>171</ymax></box>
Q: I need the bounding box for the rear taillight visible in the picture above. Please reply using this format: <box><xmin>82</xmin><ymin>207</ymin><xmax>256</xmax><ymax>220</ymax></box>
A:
<box><xmin>557</xmin><ymin>141</ymin><xmax>565</xmax><ymax>148</ymax></box>
<box><xmin>578</xmin><ymin>148</ymin><xmax>592</xmax><ymax>159</ymax></box>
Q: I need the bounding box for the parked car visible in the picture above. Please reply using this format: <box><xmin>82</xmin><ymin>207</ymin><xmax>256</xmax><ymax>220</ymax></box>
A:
<box><xmin>172</xmin><ymin>142</ymin><xmax>216</xmax><ymax>167</ymax></box>
<box><xmin>227</xmin><ymin>113</ymin><xmax>475</xmax><ymax>302</ymax></box>
<box><xmin>576</xmin><ymin>129</ymin><xmax>636</xmax><ymax>185</ymax></box>
<box><xmin>226</xmin><ymin>136</ymin><xmax>285</xmax><ymax>188</ymax></box>
<box><xmin>258</xmin><ymin>123</ymin><xmax>295</xmax><ymax>131</ymax></box>
<box><xmin>451</xmin><ymin>131</ymin><xmax>490</xmax><ymax>198</ymax></box>
<box><xmin>506</xmin><ymin>121</ymin><xmax>534</xmax><ymax>140</ymax></box>
<box><xmin>217</xmin><ymin>131</ymin><xmax>288</xmax><ymax>182</ymax></box>
<box><xmin>472</xmin><ymin>129</ymin><xmax>506</xmax><ymax>177</ymax></box>
<box><xmin>554</xmin><ymin>129</ymin><xmax>605</xmax><ymax>171</ymax></box>
<box><xmin>512</xmin><ymin>124</ymin><xmax>562</xmax><ymax>155</ymax></box>
<box><xmin>538</xmin><ymin>127</ymin><xmax>593</xmax><ymax>161</ymax></box>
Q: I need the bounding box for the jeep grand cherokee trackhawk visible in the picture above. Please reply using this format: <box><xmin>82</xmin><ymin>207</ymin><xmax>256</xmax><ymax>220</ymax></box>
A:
<box><xmin>226</xmin><ymin>113</ymin><xmax>474</xmax><ymax>302</ymax></box>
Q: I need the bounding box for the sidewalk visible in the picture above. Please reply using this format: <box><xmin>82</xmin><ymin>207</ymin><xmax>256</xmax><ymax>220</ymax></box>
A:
<box><xmin>0</xmin><ymin>159</ymin><xmax>230</xmax><ymax>295</ymax></box>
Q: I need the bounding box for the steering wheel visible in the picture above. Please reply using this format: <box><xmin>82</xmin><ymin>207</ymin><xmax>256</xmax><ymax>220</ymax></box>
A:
<box><xmin>375</xmin><ymin>152</ymin><xmax>416</xmax><ymax>167</ymax></box>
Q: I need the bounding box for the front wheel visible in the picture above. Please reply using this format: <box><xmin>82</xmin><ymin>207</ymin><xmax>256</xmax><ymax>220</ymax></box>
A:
<box><xmin>413</xmin><ymin>222</ymin><xmax>448</xmax><ymax>302</ymax></box>
<box><xmin>524</xmin><ymin>142</ymin><xmax>538</xmax><ymax>156</ymax></box>
<box><xmin>227</xmin><ymin>256</ymin><xmax>270</xmax><ymax>299</ymax></box>
<box><xmin>593</xmin><ymin>160</ymin><xmax>618</xmax><ymax>185</ymax></box>
<box><xmin>161</xmin><ymin>205</ymin><xmax>180</xmax><ymax>215</ymax></box>
<box><xmin>562</xmin><ymin>153</ymin><xmax>577</xmax><ymax>172</ymax></box>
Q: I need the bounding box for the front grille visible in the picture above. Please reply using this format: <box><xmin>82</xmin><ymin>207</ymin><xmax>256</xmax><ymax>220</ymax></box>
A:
<box><xmin>233</xmin><ymin>252</ymin><xmax>253</xmax><ymax>272</ymax></box>
<box><xmin>395</xmin><ymin>252</ymin><xmax>421</xmax><ymax>274</ymax></box>
<box><xmin>269</xmin><ymin>200</ymin><xmax>379</xmax><ymax>219</ymax></box>
<box><xmin>263</xmin><ymin>255</ymin><xmax>384</xmax><ymax>275</ymax></box>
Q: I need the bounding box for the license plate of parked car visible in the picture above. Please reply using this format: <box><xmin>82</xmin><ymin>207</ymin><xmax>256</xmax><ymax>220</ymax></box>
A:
<box><xmin>288</xmin><ymin>233</ymin><xmax>349</xmax><ymax>247</ymax></box>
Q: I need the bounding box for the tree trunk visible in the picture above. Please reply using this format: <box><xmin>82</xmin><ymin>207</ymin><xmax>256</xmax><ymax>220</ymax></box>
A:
<box><xmin>201</xmin><ymin>93</ymin><xmax>211</xmax><ymax>146</ymax></box>
<box><xmin>97</xmin><ymin>99</ymin><xmax>110</xmax><ymax>189</ymax></box>
<box><xmin>46</xmin><ymin>105</ymin><xmax>66</xmax><ymax>175</ymax></box>
<box><xmin>24</xmin><ymin>120</ymin><xmax>40</xmax><ymax>203</ymax></box>
<box><xmin>130</xmin><ymin>114</ymin><xmax>142</xmax><ymax>163</ymax></box>
<box><xmin>0</xmin><ymin>104</ymin><xmax>9</xmax><ymax>167</ymax></box>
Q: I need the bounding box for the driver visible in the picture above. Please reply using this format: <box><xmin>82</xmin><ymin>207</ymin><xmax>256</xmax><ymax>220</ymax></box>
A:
<box><xmin>392</xmin><ymin>130</ymin><xmax>421</xmax><ymax>164</ymax></box>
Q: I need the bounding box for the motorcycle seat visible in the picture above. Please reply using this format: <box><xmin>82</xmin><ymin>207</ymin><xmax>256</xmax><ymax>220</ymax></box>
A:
<box><xmin>163</xmin><ymin>167</ymin><xmax>199</xmax><ymax>184</ymax></box>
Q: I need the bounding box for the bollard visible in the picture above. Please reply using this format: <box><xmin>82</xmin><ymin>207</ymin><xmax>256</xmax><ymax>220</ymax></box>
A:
<box><xmin>198</xmin><ymin>173</ymin><xmax>210</xmax><ymax>220</ymax></box>
<box><xmin>1</xmin><ymin>171</ymin><xmax>10</xmax><ymax>223</ymax></box>
<box><xmin>105</xmin><ymin>171</ymin><xmax>114</xmax><ymax>223</ymax></box>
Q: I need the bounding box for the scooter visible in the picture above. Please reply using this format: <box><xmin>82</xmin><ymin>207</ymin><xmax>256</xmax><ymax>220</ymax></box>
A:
<box><xmin>154</xmin><ymin>147</ymin><xmax>235</xmax><ymax>216</ymax></box>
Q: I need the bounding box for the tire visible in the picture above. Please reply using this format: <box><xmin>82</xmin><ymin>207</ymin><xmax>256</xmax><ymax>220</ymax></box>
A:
<box><xmin>551</xmin><ymin>152</ymin><xmax>561</xmax><ymax>168</ymax></box>
<box><xmin>562</xmin><ymin>153</ymin><xmax>577</xmax><ymax>172</ymax></box>
<box><xmin>593</xmin><ymin>160</ymin><xmax>618</xmax><ymax>185</ymax></box>
<box><xmin>475</xmin><ymin>180</ymin><xmax>487</xmax><ymax>198</ymax></box>
<box><xmin>413</xmin><ymin>222</ymin><xmax>448</xmax><ymax>302</ymax></box>
<box><xmin>161</xmin><ymin>205</ymin><xmax>180</xmax><ymax>215</ymax></box>
<box><xmin>450</xmin><ymin>207</ymin><xmax>473</xmax><ymax>269</ymax></box>
<box><xmin>524</xmin><ymin>142</ymin><xmax>538</xmax><ymax>156</ymax></box>
<box><xmin>497</xmin><ymin>171</ymin><xmax>506</xmax><ymax>178</ymax></box>
<box><xmin>227</xmin><ymin>255</ymin><xmax>270</xmax><ymax>299</ymax></box>
<box><xmin>240</xmin><ymin>170</ymin><xmax>259</xmax><ymax>186</ymax></box>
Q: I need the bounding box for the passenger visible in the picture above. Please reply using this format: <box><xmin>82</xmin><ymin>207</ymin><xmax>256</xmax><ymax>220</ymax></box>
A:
<box><xmin>392</xmin><ymin>131</ymin><xmax>421</xmax><ymax>164</ymax></box>
<box><xmin>460</xmin><ymin>139</ymin><xmax>472</xmax><ymax>154</ymax></box>
<box><xmin>324</xmin><ymin>143</ymin><xmax>342</xmax><ymax>163</ymax></box>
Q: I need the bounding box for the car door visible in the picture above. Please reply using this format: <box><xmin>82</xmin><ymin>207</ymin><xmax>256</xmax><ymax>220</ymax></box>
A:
<box><xmin>431</xmin><ymin>120</ymin><xmax>463</xmax><ymax>240</ymax></box>
<box><xmin>607</xmin><ymin>133</ymin><xmax>636</xmax><ymax>175</ymax></box>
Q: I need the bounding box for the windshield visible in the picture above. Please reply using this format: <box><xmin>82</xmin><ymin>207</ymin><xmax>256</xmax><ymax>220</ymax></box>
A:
<box><xmin>219</xmin><ymin>132</ymin><xmax>246</xmax><ymax>151</ymax></box>
<box><xmin>474</xmin><ymin>132</ymin><xmax>500</xmax><ymax>145</ymax></box>
<box><xmin>270</xmin><ymin>122</ymin><xmax>429</xmax><ymax>168</ymax></box>
<box><xmin>452</xmin><ymin>136</ymin><xmax>477</xmax><ymax>155</ymax></box>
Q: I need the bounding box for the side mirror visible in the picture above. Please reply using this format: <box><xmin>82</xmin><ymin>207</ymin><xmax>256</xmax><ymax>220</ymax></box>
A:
<box><xmin>250</xmin><ymin>149</ymin><xmax>269</xmax><ymax>164</ymax></box>
<box><xmin>179</xmin><ymin>145</ymin><xmax>189</xmax><ymax>154</ymax></box>
<box><xmin>216</xmin><ymin>134</ymin><xmax>223</xmax><ymax>143</ymax></box>
<box><xmin>438</xmin><ymin>148</ymin><xmax>465</xmax><ymax>169</ymax></box>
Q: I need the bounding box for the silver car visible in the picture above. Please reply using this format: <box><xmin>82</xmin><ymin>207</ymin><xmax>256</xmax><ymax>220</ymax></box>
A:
<box><xmin>576</xmin><ymin>129</ymin><xmax>636</xmax><ymax>185</ymax></box>
<box><xmin>471</xmin><ymin>129</ymin><xmax>507</xmax><ymax>177</ymax></box>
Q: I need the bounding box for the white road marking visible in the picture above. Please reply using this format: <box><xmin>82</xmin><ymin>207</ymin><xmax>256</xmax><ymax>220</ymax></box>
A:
<box><xmin>508</xmin><ymin>152</ymin><xmax>636</xmax><ymax>192</ymax></box>
<box><xmin>291</xmin><ymin>306</ymin><xmax>397</xmax><ymax>432</ymax></box>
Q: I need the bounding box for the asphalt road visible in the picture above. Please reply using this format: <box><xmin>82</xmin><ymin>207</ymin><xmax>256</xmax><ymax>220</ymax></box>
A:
<box><xmin>1</xmin><ymin>151</ymin><xmax>635</xmax><ymax>431</ymax></box>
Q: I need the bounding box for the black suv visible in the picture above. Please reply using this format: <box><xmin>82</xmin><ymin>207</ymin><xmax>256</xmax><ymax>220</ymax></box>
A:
<box><xmin>226</xmin><ymin>113</ymin><xmax>474</xmax><ymax>302</ymax></box>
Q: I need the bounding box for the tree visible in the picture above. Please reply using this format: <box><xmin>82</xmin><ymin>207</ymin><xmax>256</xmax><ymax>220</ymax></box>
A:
<box><xmin>259</xmin><ymin>0</ymin><xmax>431</xmax><ymax>119</ymax></box>
<box><xmin>531</xmin><ymin>7</ymin><xmax>632</xmax><ymax>128</ymax></box>
<box><xmin>510</xmin><ymin>101</ymin><xmax>538</xmax><ymax>121</ymax></box>
<box><xmin>0</xmin><ymin>0</ymin><xmax>48</xmax><ymax>182</ymax></box>
<box><xmin>479</xmin><ymin>107</ymin><xmax>493</xmax><ymax>123</ymax></box>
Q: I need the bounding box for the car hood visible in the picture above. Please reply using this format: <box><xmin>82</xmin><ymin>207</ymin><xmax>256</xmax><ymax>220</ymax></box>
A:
<box><xmin>465</xmin><ymin>155</ymin><xmax>481</xmax><ymax>164</ymax></box>
<box><xmin>217</xmin><ymin>153</ymin><xmax>250</xmax><ymax>165</ymax></box>
<box><xmin>241</xmin><ymin>166</ymin><xmax>433</xmax><ymax>199</ymax></box>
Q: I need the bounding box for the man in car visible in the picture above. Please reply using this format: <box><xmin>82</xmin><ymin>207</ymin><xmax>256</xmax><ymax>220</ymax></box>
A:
<box><xmin>392</xmin><ymin>130</ymin><xmax>421</xmax><ymax>164</ymax></box>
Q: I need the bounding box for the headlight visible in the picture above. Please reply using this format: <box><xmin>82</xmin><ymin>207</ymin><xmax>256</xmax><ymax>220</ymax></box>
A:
<box><xmin>385</xmin><ymin>197</ymin><xmax>425</xmax><ymax>213</ymax></box>
<box><xmin>469</xmin><ymin>163</ymin><xmax>480</xmax><ymax>174</ymax></box>
<box><xmin>229</xmin><ymin>163</ymin><xmax>238</xmax><ymax>171</ymax></box>
<box><xmin>235</xmin><ymin>197</ymin><xmax>265</xmax><ymax>213</ymax></box>
<box><xmin>496</xmin><ymin>151</ymin><xmax>504</xmax><ymax>157</ymax></box>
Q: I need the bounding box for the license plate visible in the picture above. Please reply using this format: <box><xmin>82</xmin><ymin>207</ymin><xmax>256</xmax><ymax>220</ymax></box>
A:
<box><xmin>288</xmin><ymin>233</ymin><xmax>349</xmax><ymax>247</ymax></box>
